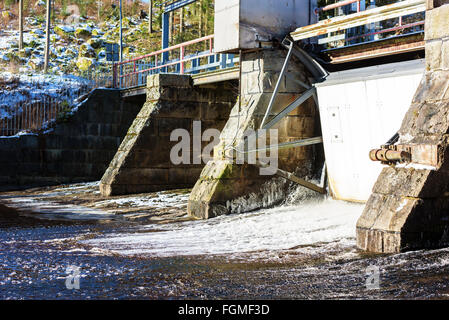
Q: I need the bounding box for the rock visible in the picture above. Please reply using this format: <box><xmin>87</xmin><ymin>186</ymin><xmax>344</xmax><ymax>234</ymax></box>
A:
<box><xmin>64</xmin><ymin>48</ymin><xmax>78</xmax><ymax>58</ymax></box>
<box><xmin>54</xmin><ymin>25</ymin><xmax>74</xmax><ymax>40</ymax></box>
<box><xmin>123</xmin><ymin>46</ymin><xmax>131</xmax><ymax>57</ymax></box>
<box><xmin>91</xmin><ymin>29</ymin><xmax>104</xmax><ymax>37</ymax></box>
<box><xmin>79</xmin><ymin>43</ymin><xmax>96</xmax><ymax>58</ymax></box>
<box><xmin>28</xmin><ymin>57</ymin><xmax>44</xmax><ymax>70</ymax></box>
<box><xmin>97</xmin><ymin>49</ymin><xmax>106</xmax><ymax>60</ymax></box>
<box><xmin>74</xmin><ymin>27</ymin><xmax>92</xmax><ymax>40</ymax></box>
<box><xmin>76</xmin><ymin>57</ymin><xmax>95</xmax><ymax>71</ymax></box>
<box><xmin>28</xmin><ymin>39</ymin><xmax>41</xmax><ymax>48</ymax></box>
<box><xmin>87</xmin><ymin>38</ymin><xmax>103</xmax><ymax>49</ymax></box>
<box><xmin>1</xmin><ymin>11</ymin><xmax>14</xmax><ymax>20</ymax></box>
<box><xmin>18</xmin><ymin>48</ymin><xmax>32</xmax><ymax>58</ymax></box>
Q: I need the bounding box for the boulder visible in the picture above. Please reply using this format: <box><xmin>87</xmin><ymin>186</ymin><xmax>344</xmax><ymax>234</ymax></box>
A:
<box><xmin>87</xmin><ymin>38</ymin><xmax>103</xmax><ymax>49</ymax></box>
<box><xmin>74</xmin><ymin>27</ymin><xmax>92</xmax><ymax>40</ymax></box>
<box><xmin>54</xmin><ymin>25</ymin><xmax>74</xmax><ymax>40</ymax></box>
<box><xmin>79</xmin><ymin>43</ymin><xmax>96</xmax><ymax>58</ymax></box>
<box><xmin>76</xmin><ymin>57</ymin><xmax>95</xmax><ymax>71</ymax></box>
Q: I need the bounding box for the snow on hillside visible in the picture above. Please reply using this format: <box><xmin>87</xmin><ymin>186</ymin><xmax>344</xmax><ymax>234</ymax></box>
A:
<box><xmin>0</xmin><ymin>72</ymin><xmax>93</xmax><ymax>118</ymax></box>
<box><xmin>0</xmin><ymin>15</ymin><xmax>148</xmax><ymax>75</ymax></box>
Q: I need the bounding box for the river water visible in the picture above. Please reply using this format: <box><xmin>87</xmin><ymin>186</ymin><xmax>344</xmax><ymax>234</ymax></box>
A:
<box><xmin>1</xmin><ymin>184</ymin><xmax>449</xmax><ymax>300</ymax></box>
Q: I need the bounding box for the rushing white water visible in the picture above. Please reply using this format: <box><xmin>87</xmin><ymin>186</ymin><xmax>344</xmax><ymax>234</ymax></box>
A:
<box><xmin>84</xmin><ymin>199</ymin><xmax>364</xmax><ymax>257</ymax></box>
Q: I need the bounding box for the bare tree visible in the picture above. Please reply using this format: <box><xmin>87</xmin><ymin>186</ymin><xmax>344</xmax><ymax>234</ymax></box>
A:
<box><xmin>19</xmin><ymin>0</ymin><xmax>23</xmax><ymax>50</ymax></box>
<box><xmin>149</xmin><ymin>0</ymin><xmax>153</xmax><ymax>33</ymax></box>
<box><xmin>44</xmin><ymin>0</ymin><xmax>51</xmax><ymax>73</ymax></box>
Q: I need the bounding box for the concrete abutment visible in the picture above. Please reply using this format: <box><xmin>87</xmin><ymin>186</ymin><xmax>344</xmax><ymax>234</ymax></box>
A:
<box><xmin>99</xmin><ymin>74</ymin><xmax>238</xmax><ymax>196</ymax></box>
<box><xmin>356</xmin><ymin>2</ymin><xmax>449</xmax><ymax>253</ymax></box>
<box><xmin>188</xmin><ymin>49</ymin><xmax>324</xmax><ymax>219</ymax></box>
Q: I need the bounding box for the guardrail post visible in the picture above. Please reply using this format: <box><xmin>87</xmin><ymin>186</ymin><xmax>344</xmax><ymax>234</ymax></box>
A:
<box><xmin>228</xmin><ymin>54</ymin><xmax>235</xmax><ymax>67</ymax></box>
<box><xmin>162</xmin><ymin>12</ymin><xmax>170</xmax><ymax>62</ymax></box>
<box><xmin>180</xmin><ymin>46</ymin><xmax>185</xmax><ymax>74</ymax></box>
<box><xmin>192</xmin><ymin>56</ymin><xmax>198</xmax><ymax>74</ymax></box>
<box><xmin>208</xmin><ymin>54</ymin><xmax>215</xmax><ymax>72</ymax></box>
<box><xmin>112</xmin><ymin>63</ymin><xmax>117</xmax><ymax>88</ymax></box>
<box><xmin>220</xmin><ymin>54</ymin><xmax>227</xmax><ymax>69</ymax></box>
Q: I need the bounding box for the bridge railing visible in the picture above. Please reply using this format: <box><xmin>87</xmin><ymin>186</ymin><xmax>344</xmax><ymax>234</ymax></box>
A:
<box><xmin>293</xmin><ymin>0</ymin><xmax>426</xmax><ymax>51</ymax></box>
<box><xmin>113</xmin><ymin>35</ymin><xmax>238</xmax><ymax>89</ymax></box>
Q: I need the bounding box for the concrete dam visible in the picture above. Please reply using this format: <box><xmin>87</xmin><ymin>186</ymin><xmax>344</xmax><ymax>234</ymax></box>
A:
<box><xmin>2</xmin><ymin>0</ymin><xmax>449</xmax><ymax>255</ymax></box>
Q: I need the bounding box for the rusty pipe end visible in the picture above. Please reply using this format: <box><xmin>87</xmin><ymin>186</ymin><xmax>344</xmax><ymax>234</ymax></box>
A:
<box><xmin>369</xmin><ymin>149</ymin><xmax>411</xmax><ymax>163</ymax></box>
<box><xmin>369</xmin><ymin>149</ymin><xmax>380</xmax><ymax>161</ymax></box>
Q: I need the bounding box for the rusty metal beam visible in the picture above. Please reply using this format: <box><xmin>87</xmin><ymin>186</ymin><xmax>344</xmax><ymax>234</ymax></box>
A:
<box><xmin>328</xmin><ymin>39</ymin><xmax>425</xmax><ymax>63</ymax></box>
<box><xmin>255</xmin><ymin>161</ymin><xmax>326</xmax><ymax>194</ymax></box>
<box><xmin>291</xmin><ymin>0</ymin><xmax>426</xmax><ymax>41</ymax></box>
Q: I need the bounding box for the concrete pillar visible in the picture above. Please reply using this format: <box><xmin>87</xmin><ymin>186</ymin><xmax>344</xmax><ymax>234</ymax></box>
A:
<box><xmin>188</xmin><ymin>49</ymin><xmax>322</xmax><ymax>219</ymax></box>
<box><xmin>99</xmin><ymin>74</ymin><xmax>236</xmax><ymax>196</ymax></box>
<box><xmin>356</xmin><ymin>2</ymin><xmax>449</xmax><ymax>253</ymax></box>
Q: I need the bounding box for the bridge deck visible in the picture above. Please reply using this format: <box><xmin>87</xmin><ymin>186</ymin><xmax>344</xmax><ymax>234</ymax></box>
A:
<box><xmin>120</xmin><ymin>66</ymin><xmax>240</xmax><ymax>97</ymax></box>
<box><xmin>116</xmin><ymin>0</ymin><xmax>426</xmax><ymax>93</ymax></box>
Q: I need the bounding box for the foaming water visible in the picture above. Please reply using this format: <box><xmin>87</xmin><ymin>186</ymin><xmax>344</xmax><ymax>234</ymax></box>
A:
<box><xmin>83</xmin><ymin>199</ymin><xmax>363</xmax><ymax>257</ymax></box>
<box><xmin>2</xmin><ymin>194</ymin><xmax>449</xmax><ymax>299</ymax></box>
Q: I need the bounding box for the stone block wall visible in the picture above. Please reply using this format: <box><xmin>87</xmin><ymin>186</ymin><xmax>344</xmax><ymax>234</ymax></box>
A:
<box><xmin>356</xmin><ymin>2</ymin><xmax>449</xmax><ymax>253</ymax></box>
<box><xmin>0</xmin><ymin>89</ymin><xmax>144</xmax><ymax>191</ymax></box>
<box><xmin>99</xmin><ymin>74</ymin><xmax>237</xmax><ymax>196</ymax></box>
<box><xmin>188</xmin><ymin>48</ymin><xmax>323</xmax><ymax>219</ymax></box>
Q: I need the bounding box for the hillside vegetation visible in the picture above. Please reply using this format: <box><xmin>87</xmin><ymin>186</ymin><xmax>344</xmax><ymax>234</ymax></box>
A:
<box><xmin>0</xmin><ymin>0</ymin><xmax>215</xmax><ymax>76</ymax></box>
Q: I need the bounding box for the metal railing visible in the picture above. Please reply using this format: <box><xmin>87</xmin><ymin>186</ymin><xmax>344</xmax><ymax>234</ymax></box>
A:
<box><xmin>113</xmin><ymin>35</ymin><xmax>239</xmax><ymax>89</ymax></box>
<box><xmin>0</xmin><ymin>74</ymin><xmax>111</xmax><ymax>137</ymax></box>
<box><xmin>315</xmin><ymin>0</ymin><xmax>362</xmax><ymax>15</ymax></box>
<box><xmin>293</xmin><ymin>0</ymin><xmax>426</xmax><ymax>51</ymax></box>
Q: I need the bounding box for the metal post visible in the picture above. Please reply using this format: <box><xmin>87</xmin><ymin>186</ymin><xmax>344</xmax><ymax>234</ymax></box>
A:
<box><xmin>119</xmin><ymin>0</ymin><xmax>123</xmax><ymax>63</ymax></box>
<box><xmin>162</xmin><ymin>11</ymin><xmax>170</xmax><ymax>63</ymax></box>
<box><xmin>260</xmin><ymin>41</ymin><xmax>294</xmax><ymax>129</ymax></box>
<box><xmin>220</xmin><ymin>54</ymin><xmax>227</xmax><ymax>69</ymax></box>
<box><xmin>180</xmin><ymin>46</ymin><xmax>185</xmax><ymax>74</ymax></box>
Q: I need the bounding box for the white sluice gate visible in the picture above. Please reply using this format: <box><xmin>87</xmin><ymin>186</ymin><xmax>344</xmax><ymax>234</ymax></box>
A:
<box><xmin>316</xmin><ymin>59</ymin><xmax>424</xmax><ymax>202</ymax></box>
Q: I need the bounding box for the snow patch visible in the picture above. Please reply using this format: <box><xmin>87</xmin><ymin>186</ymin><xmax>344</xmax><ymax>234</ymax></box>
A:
<box><xmin>395</xmin><ymin>162</ymin><xmax>437</xmax><ymax>170</ymax></box>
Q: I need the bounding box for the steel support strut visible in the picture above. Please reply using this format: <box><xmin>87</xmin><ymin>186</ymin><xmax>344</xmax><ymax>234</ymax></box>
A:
<box><xmin>259</xmin><ymin>38</ymin><xmax>295</xmax><ymax>129</ymax></box>
<box><xmin>255</xmin><ymin>161</ymin><xmax>326</xmax><ymax>194</ymax></box>
<box><xmin>239</xmin><ymin>37</ymin><xmax>329</xmax><ymax>194</ymax></box>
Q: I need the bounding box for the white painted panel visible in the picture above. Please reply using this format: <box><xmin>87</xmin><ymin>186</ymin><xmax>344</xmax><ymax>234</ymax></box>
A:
<box><xmin>316</xmin><ymin>61</ymin><xmax>424</xmax><ymax>202</ymax></box>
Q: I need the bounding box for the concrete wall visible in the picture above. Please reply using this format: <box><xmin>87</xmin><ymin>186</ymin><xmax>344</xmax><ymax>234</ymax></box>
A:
<box><xmin>0</xmin><ymin>89</ymin><xmax>144</xmax><ymax>191</ymax></box>
<box><xmin>99</xmin><ymin>74</ymin><xmax>238</xmax><ymax>196</ymax></box>
<box><xmin>356</xmin><ymin>2</ymin><xmax>449</xmax><ymax>253</ymax></box>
